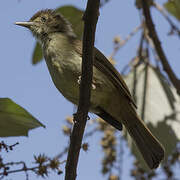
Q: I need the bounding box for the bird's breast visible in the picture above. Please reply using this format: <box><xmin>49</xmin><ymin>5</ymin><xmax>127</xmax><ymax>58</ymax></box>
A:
<box><xmin>44</xmin><ymin>43</ymin><xmax>82</xmax><ymax>104</ymax></box>
<box><xmin>42</xmin><ymin>35</ymin><xmax>117</xmax><ymax>112</ymax></box>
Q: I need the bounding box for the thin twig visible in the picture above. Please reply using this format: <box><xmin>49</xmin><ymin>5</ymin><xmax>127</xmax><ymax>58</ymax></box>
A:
<box><xmin>110</xmin><ymin>24</ymin><xmax>143</xmax><ymax>59</ymax></box>
<box><xmin>0</xmin><ymin>159</ymin><xmax>65</xmax><ymax>179</ymax></box>
<box><xmin>55</xmin><ymin>147</ymin><xmax>69</xmax><ymax>159</ymax></box>
<box><xmin>137</xmin><ymin>30</ymin><xmax>145</xmax><ymax>64</ymax></box>
<box><xmin>121</xmin><ymin>30</ymin><xmax>145</xmax><ymax>75</ymax></box>
<box><xmin>144</xmin><ymin>31</ymin><xmax>161</xmax><ymax>69</ymax></box>
<box><xmin>141</xmin><ymin>0</ymin><xmax>180</xmax><ymax>95</ymax></box>
<box><xmin>153</xmin><ymin>2</ymin><xmax>180</xmax><ymax>37</ymax></box>
<box><xmin>55</xmin><ymin>128</ymin><xmax>98</xmax><ymax>159</ymax></box>
<box><xmin>64</xmin><ymin>1</ymin><xmax>100</xmax><ymax>180</ymax></box>
<box><xmin>0</xmin><ymin>166</ymin><xmax>38</xmax><ymax>176</ymax></box>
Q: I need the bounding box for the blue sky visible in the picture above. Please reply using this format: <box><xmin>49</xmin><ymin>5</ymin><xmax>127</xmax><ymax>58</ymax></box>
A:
<box><xmin>0</xmin><ymin>0</ymin><xmax>179</xmax><ymax>179</ymax></box>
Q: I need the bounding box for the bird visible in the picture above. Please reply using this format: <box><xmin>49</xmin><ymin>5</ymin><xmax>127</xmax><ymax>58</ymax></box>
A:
<box><xmin>15</xmin><ymin>9</ymin><xmax>164</xmax><ymax>169</ymax></box>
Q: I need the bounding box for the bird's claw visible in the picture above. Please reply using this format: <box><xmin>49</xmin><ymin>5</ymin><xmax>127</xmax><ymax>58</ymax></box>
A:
<box><xmin>77</xmin><ymin>76</ymin><xmax>96</xmax><ymax>90</ymax></box>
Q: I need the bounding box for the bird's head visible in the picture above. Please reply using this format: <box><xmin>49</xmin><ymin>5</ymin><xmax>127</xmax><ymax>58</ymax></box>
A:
<box><xmin>15</xmin><ymin>9</ymin><xmax>75</xmax><ymax>41</ymax></box>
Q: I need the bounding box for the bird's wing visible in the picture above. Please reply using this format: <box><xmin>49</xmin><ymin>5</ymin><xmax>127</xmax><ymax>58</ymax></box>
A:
<box><xmin>72</xmin><ymin>39</ymin><xmax>137</xmax><ymax>108</ymax></box>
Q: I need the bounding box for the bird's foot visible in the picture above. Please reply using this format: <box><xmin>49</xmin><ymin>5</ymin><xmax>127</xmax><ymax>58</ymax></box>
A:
<box><xmin>77</xmin><ymin>76</ymin><xmax>96</xmax><ymax>90</ymax></box>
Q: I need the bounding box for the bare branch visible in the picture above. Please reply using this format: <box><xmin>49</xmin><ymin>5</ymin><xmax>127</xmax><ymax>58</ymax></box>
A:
<box><xmin>65</xmin><ymin>1</ymin><xmax>100</xmax><ymax>180</ymax></box>
<box><xmin>0</xmin><ymin>156</ymin><xmax>64</xmax><ymax>180</ymax></box>
<box><xmin>55</xmin><ymin>128</ymin><xmax>98</xmax><ymax>160</ymax></box>
<box><xmin>110</xmin><ymin>24</ymin><xmax>143</xmax><ymax>59</ymax></box>
<box><xmin>141</xmin><ymin>1</ymin><xmax>180</xmax><ymax>95</ymax></box>
<box><xmin>153</xmin><ymin>2</ymin><xmax>180</xmax><ymax>37</ymax></box>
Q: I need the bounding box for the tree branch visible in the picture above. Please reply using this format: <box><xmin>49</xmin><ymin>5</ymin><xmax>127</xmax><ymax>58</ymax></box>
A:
<box><xmin>65</xmin><ymin>1</ymin><xmax>100</xmax><ymax>180</ymax></box>
<box><xmin>110</xmin><ymin>23</ymin><xmax>143</xmax><ymax>59</ymax></box>
<box><xmin>152</xmin><ymin>2</ymin><xmax>180</xmax><ymax>37</ymax></box>
<box><xmin>141</xmin><ymin>1</ymin><xmax>180</xmax><ymax>95</ymax></box>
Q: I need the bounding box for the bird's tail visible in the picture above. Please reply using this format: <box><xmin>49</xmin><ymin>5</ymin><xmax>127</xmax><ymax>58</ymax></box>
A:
<box><xmin>123</xmin><ymin>112</ymin><xmax>164</xmax><ymax>169</ymax></box>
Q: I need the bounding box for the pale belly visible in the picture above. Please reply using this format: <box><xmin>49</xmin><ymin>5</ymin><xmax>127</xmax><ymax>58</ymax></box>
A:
<box><xmin>43</xmin><ymin>34</ymin><xmax>118</xmax><ymax>113</ymax></box>
<box><xmin>44</xmin><ymin>52</ymin><xmax>116</xmax><ymax>112</ymax></box>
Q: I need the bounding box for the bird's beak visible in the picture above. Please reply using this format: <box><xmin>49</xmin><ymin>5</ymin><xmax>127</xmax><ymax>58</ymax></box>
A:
<box><xmin>15</xmin><ymin>21</ymin><xmax>35</xmax><ymax>28</ymax></box>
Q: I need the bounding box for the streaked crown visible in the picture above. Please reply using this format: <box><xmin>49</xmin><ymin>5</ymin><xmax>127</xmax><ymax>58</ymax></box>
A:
<box><xmin>16</xmin><ymin>9</ymin><xmax>76</xmax><ymax>41</ymax></box>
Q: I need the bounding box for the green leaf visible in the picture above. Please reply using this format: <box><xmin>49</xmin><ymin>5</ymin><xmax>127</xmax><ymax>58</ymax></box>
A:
<box><xmin>32</xmin><ymin>42</ymin><xmax>43</xmax><ymax>65</ymax></box>
<box><xmin>164</xmin><ymin>0</ymin><xmax>180</xmax><ymax>21</ymax></box>
<box><xmin>0</xmin><ymin>98</ymin><xmax>45</xmax><ymax>137</ymax></box>
<box><xmin>56</xmin><ymin>5</ymin><xmax>84</xmax><ymax>39</ymax></box>
<box><xmin>32</xmin><ymin>5</ymin><xmax>84</xmax><ymax>65</ymax></box>
<box><xmin>124</xmin><ymin>63</ymin><xmax>180</xmax><ymax>169</ymax></box>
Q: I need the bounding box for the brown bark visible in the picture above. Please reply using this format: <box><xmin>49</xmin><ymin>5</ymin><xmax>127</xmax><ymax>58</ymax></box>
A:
<box><xmin>65</xmin><ymin>1</ymin><xmax>100</xmax><ymax>180</ymax></box>
<box><xmin>142</xmin><ymin>0</ymin><xmax>180</xmax><ymax>95</ymax></box>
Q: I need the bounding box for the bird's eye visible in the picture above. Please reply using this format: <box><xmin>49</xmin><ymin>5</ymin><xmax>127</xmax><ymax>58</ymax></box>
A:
<box><xmin>41</xmin><ymin>16</ymin><xmax>46</xmax><ymax>22</ymax></box>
